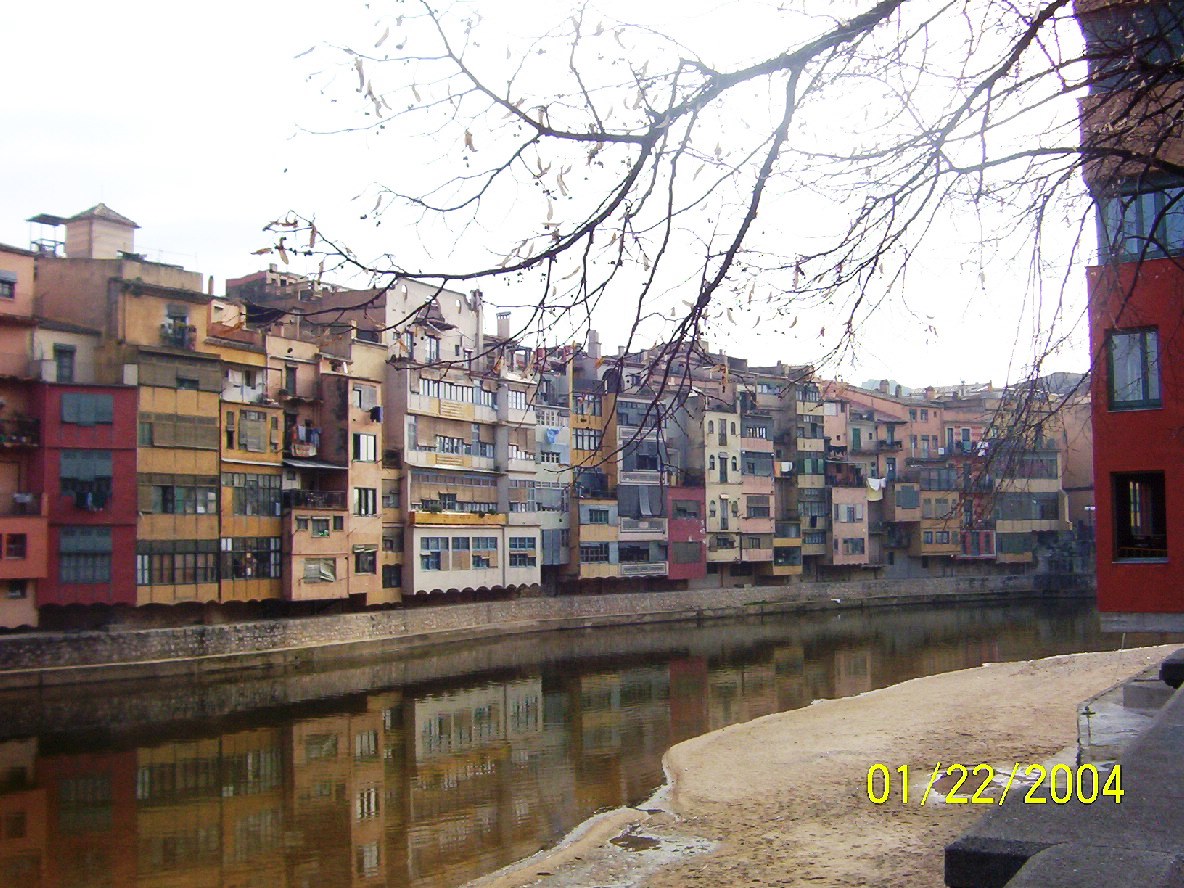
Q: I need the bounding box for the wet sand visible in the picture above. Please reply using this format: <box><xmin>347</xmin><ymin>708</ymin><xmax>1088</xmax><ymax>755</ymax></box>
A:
<box><xmin>470</xmin><ymin>644</ymin><xmax>1178</xmax><ymax>888</ymax></box>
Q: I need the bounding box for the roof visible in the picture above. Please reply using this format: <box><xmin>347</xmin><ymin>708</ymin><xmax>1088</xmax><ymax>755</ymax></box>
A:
<box><xmin>0</xmin><ymin>241</ymin><xmax>35</xmax><ymax>258</ymax></box>
<box><xmin>34</xmin><ymin>317</ymin><xmax>102</xmax><ymax>337</ymax></box>
<box><xmin>67</xmin><ymin>203</ymin><xmax>140</xmax><ymax>229</ymax></box>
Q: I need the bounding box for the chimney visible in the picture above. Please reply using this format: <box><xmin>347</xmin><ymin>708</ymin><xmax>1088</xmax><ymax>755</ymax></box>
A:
<box><xmin>496</xmin><ymin>311</ymin><xmax>511</xmax><ymax>340</ymax></box>
<box><xmin>587</xmin><ymin>329</ymin><xmax>601</xmax><ymax>360</ymax></box>
<box><xmin>879</xmin><ymin>379</ymin><xmax>890</xmax><ymax>394</ymax></box>
<box><xmin>894</xmin><ymin>385</ymin><xmax>902</xmax><ymax>397</ymax></box>
<box><xmin>207</xmin><ymin>276</ymin><xmax>215</xmax><ymax>296</ymax></box>
<box><xmin>924</xmin><ymin>386</ymin><xmax>935</xmax><ymax>400</ymax></box>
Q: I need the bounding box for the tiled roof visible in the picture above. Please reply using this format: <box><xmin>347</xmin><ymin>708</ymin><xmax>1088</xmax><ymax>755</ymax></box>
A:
<box><xmin>68</xmin><ymin>203</ymin><xmax>140</xmax><ymax>229</ymax></box>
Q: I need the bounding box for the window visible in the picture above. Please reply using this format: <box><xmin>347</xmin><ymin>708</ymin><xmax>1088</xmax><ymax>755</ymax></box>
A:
<box><xmin>356</xmin><ymin>842</ymin><xmax>380</xmax><ymax>878</ymax></box>
<box><xmin>1114</xmin><ymin>472</ymin><xmax>1168</xmax><ymax>560</ymax></box>
<box><xmin>541</xmin><ymin>450</ymin><xmax>561</xmax><ymax>464</ymax></box>
<box><xmin>223</xmin><ymin>472</ymin><xmax>281</xmax><ymax>516</ymax></box>
<box><xmin>283</xmin><ymin>365</ymin><xmax>297</xmax><ymax>393</ymax></box>
<box><xmin>921</xmin><ymin>409</ymin><xmax>928</xmax><ymax>421</ymax></box>
<box><xmin>5</xmin><ymin>534</ymin><xmax>25</xmax><ymax>559</ymax></box>
<box><xmin>587</xmin><ymin>508</ymin><xmax>610</xmax><ymax>525</ymax></box>
<box><xmin>303</xmin><ymin>557</ymin><xmax>337</xmax><ymax>582</ymax></box>
<box><xmin>746</xmin><ymin>496</ymin><xmax>771</xmax><ymax>518</ymax></box>
<box><xmin>909</xmin><ymin>409</ymin><xmax>917</xmax><ymax>420</ymax></box>
<box><xmin>60</xmin><ymin>450</ymin><xmax>113</xmax><ymax>510</ymax></box>
<box><xmin>6</xmin><ymin>581</ymin><xmax>25</xmax><ymax>600</ymax></box>
<box><xmin>141</xmin><ymin>475</ymin><xmax>218</xmax><ymax>515</ymax></box>
<box><xmin>352</xmin><ymin>384</ymin><xmax>377</xmax><ymax>410</ymax></box>
<box><xmin>235</xmin><ymin>409</ymin><xmax>267</xmax><ymax>453</ymax></box>
<box><xmin>842</xmin><ymin>538</ymin><xmax>866</xmax><ymax>556</ymax></box>
<box><xmin>382</xmin><ymin>564</ymin><xmax>402</xmax><ymax>588</ymax></box>
<box><xmin>353</xmin><ymin>488</ymin><xmax>378</xmax><ymax>516</ymax></box>
<box><xmin>509</xmin><ymin>536</ymin><xmax>537</xmax><ymax>567</ymax></box>
<box><xmin>419</xmin><ymin>536</ymin><xmax>448</xmax><ymax>570</ymax></box>
<box><xmin>580</xmin><ymin>543</ymin><xmax>611</xmax><ymax>563</ymax></box>
<box><xmin>1108</xmin><ymin>329</ymin><xmax>1161</xmax><ymax>409</ymax></box>
<box><xmin>221</xmin><ymin>537</ymin><xmax>281</xmax><ymax>579</ymax></box>
<box><xmin>311</xmin><ymin>518</ymin><xmax>331</xmax><ymax>538</ymax></box>
<box><xmin>508</xmin><ymin>389</ymin><xmax>528</xmax><ymax>410</ymax></box>
<box><xmin>354</xmin><ymin>549</ymin><xmax>377</xmax><ymax>574</ymax></box>
<box><xmin>53</xmin><ymin>345</ymin><xmax>76</xmax><ymax>383</ymax></box>
<box><xmin>671</xmin><ymin>541</ymin><xmax>702</xmax><ymax>563</ymax></box>
<box><xmin>0</xmin><ymin>271</ymin><xmax>14</xmax><ymax>299</ymax></box>
<box><xmin>61</xmin><ymin>393</ymin><xmax>113</xmax><ymax>426</ymax></box>
<box><xmin>424</xmin><ymin>337</ymin><xmax>440</xmax><ymax>362</ymax></box>
<box><xmin>574</xmin><ymin>429</ymin><xmax>602</xmax><ymax>451</ymax></box>
<box><xmin>1101</xmin><ymin>186</ymin><xmax>1184</xmax><ymax>259</ymax></box>
<box><xmin>352</xmin><ymin>433</ymin><xmax>377</xmax><ymax>462</ymax></box>
<box><xmin>134</xmin><ymin>540</ymin><xmax>219</xmax><ymax>586</ymax></box>
<box><xmin>574</xmin><ymin>394</ymin><xmax>602</xmax><ymax>416</ymax></box>
<box><xmin>673</xmin><ymin>499</ymin><xmax>701</xmax><ymax>519</ymax></box>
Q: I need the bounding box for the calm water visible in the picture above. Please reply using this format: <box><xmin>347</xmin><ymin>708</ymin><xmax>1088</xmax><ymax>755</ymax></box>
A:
<box><xmin>0</xmin><ymin>599</ymin><xmax>1178</xmax><ymax>888</ymax></box>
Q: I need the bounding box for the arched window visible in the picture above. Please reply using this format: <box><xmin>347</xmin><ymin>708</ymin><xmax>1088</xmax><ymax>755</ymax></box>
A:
<box><xmin>707</xmin><ymin>420</ymin><xmax>714</xmax><ymax>433</ymax></box>
<box><xmin>709</xmin><ymin>502</ymin><xmax>717</xmax><ymax>517</ymax></box>
<box><xmin>709</xmin><ymin>455</ymin><xmax>716</xmax><ymax>469</ymax></box>
<box><xmin>731</xmin><ymin>456</ymin><xmax>738</xmax><ymax>471</ymax></box>
<box><xmin>731</xmin><ymin>500</ymin><xmax>739</xmax><ymax>516</ymax></box>
<box><xmin>731</xmin><ymin>422</ymin><xmax>737</xmax><ymax>435</ymax></box>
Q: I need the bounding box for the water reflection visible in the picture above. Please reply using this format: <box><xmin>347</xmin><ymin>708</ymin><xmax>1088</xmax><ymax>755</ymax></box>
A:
<box><xmin>0</xmin><ymin>600</ymin><xmax>1176</xmax><ymax>887</ymax></box>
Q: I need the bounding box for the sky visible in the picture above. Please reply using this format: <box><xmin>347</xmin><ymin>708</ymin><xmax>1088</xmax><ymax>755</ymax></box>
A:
<box><xmin>0</xmin><ymin>0</ymin><xmax>1094</xmax><ymax>390</ymax></box>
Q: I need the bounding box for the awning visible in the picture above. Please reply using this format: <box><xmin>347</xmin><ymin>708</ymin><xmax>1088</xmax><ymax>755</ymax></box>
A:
<box><xmin>283</xmin><ymin>458</ymin><xmax>348</xmax><ymax>471</ymax></box>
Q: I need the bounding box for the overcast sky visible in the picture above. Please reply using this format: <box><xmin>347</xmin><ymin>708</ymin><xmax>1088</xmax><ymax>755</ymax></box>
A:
<box><xmin>1</xmin><ymin>0</ymin><xmax>1093</xmax><ymax>389</ymax></box>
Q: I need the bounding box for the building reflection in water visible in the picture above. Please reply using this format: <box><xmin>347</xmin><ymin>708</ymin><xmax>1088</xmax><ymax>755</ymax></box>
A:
<box><xmin>0</xmin><ymin>601</ymin><xmax>1170</xmax><ymax>888</ymax></box>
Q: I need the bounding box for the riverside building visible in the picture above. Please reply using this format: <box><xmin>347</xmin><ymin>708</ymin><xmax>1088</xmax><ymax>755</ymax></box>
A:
<box><xmin>0</xmin><ymin>204</ymin><xmax>1082</xmax><ymax>628</ymax></box>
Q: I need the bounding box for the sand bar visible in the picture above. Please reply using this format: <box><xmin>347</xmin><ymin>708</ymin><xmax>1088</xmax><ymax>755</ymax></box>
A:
<box><xmin>471</xmin><ymin>644</ymin><xmax>1179</xmax><ymax>888</ymax></box>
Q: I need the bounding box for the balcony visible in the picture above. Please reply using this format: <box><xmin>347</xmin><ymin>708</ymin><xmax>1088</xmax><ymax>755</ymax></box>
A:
<box><xmin>620</xmin><ymin>561</ymin><xmax>668</xmax><ymax>577</ymax></box>
<box><xmin>619</xmin><ymin>469</ymin><xmax>662</xmax><ymax>485</ymax></box>
<box><xmin>288</xmin><ymin>441</ymin><xmax>318</xmax><ymax>459</ymax></box>
<box><xmin>775</xmin><ymin>521</ymin><xmax>801</xmax><ymax>541</ymax></box>
<box><xmin>877</xmin><ymin>440</ymin><xmax>903</xmax><ymax>452</ymax></box>
<box><xmin>0</xmin><ymin>418</ymin><xmax>38</xmax><ymax>447</ymax></box>
<box><xmin>277</xmin><ymin>384</ymin><xmax>320</xmax><ymax>403</ymax></box>
<box><xmin>159</xmin><ymin>322</ymin><xmax>197</xmax><ymax>351</ymax></box>
<box><xmin>619</xmin><ymin>517</ymin><xmax>668</xmax><ymax>539</ymax></box>
<box><xmin>282</xmin><ymin>489</ymin><xmax>347</xmax><ymax>511</ymax></box>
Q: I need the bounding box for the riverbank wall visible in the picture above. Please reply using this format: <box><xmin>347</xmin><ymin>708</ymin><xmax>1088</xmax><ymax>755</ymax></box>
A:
<box><xmin>0</xmin><ymin>572</ymin><xmax>1093</xmax><ymax>690</ymax></box>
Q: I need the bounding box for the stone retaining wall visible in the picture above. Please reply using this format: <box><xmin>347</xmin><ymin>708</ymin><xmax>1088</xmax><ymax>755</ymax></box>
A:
<box><xmin>0</xmin><ymin>572</ymin><xmax>1093</xmax><ymax>689</ymax></box>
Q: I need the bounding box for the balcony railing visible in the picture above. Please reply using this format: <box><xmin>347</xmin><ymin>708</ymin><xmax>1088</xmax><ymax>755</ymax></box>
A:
<box><xmin>877</xmin><ymin>440</ymin><xmax>903</xmax><ymax>452</ymax></box>
<box><xmin>620</xmin><ymin>562</ymin><xmax>668</xmax><ymax>577</ymax></box>
<box><xmin>283</xmin><ymin>489</ymin><xmax>347</xmax><ymax>511</ymax></box>
<box><xmin>619</xmin><ymin>517</ymin><xmax>668</xmax><ymax>536</ymax></box>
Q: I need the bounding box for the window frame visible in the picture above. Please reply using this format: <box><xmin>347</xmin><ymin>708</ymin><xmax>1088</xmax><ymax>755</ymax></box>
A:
<box><xmin>1107</xmin><ymin>327</ymin><xmax>1162</xmax><ymax>410</ymax></box>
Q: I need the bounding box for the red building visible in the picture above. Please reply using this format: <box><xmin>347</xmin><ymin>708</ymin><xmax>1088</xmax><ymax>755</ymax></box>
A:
<box><xmin>1079</xmin><ymin>0</ymin><xmax>1184</xmax><ymax>629</ymax></box>
<box><xmin>665</xmin><ymin>486</ymin><xmax>707</xmax><ymax>582</ymax></box>
<box><xmin>31</xmin><ymin>384</ymin><xmax>138</xmax><ymax>608</ymax></box>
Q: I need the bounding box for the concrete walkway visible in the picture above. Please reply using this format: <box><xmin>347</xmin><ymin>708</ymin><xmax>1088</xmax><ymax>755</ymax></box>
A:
<box><xmin>945</xmin><ymin>650</ymin><xmax>1184</xmax><ymax>887</ymax></box>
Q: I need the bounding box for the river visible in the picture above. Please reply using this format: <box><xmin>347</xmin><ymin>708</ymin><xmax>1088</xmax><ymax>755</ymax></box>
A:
<box><xmin>0</xmin><ymin>597</ymin><xmax>1177</xmax><ymax>887</ymax></box>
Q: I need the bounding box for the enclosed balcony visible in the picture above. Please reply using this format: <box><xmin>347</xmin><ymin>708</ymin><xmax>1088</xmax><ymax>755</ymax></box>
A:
<box><xmin>618</xmin><ymin>517</ymin><xmax>667</xmax><ymax>540</ymax></box>
<box><xmin>282</xmin><ymin>489</ymin><xmax>347</xmax><ymax>511</ymax></box>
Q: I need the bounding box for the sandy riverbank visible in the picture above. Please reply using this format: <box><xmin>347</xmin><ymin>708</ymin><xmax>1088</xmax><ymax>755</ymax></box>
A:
<box><xmin>471</xmin><ymin>644</ymin><xmax>1179</xmax><ymax>888</ymax></box>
